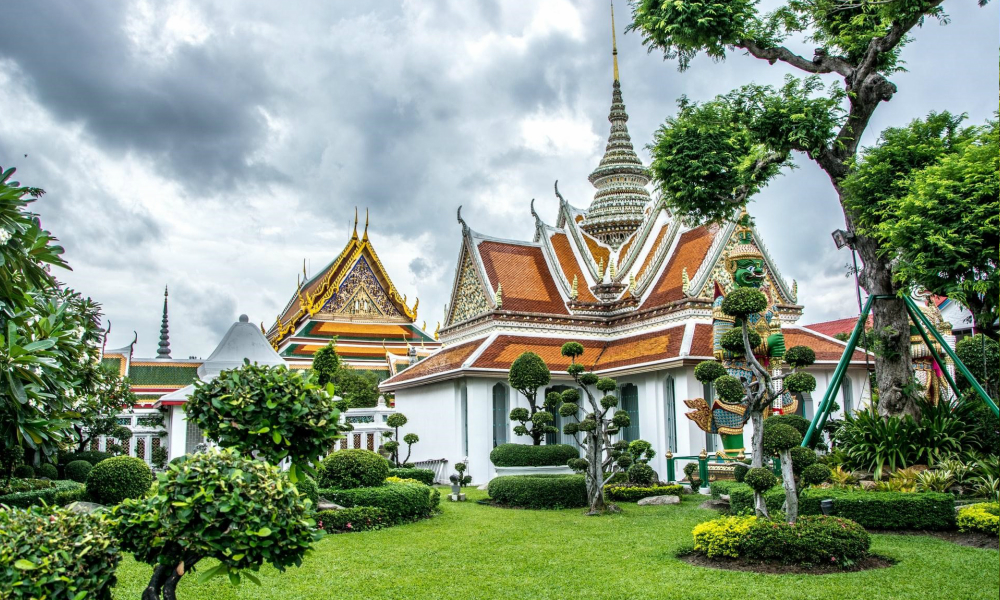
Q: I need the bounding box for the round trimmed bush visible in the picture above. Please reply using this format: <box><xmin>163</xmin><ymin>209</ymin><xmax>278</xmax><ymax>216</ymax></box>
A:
<box><xmin>85</xmin><ymin>456</ymin><xmax>153</xmax><ymax>505</ymax></box>
<box><xmin>322</xmin><ymin>481</ymin><xmax>439</xmax><ymax>523</ymax></box>
<box><xmin>801</xmin><ymin>463</ymin><xmax>833</xmax><ymax>486</ymax></box>
<box><xmin>789</xmin><ymin>446</ymin><xmax>817</xmax><ymax>476</ymax></box>
<box><xmin>318</xmin><ymin>449</ymin><xmax>390</xmax><ymax>489</ymax></box>
<box><xmin>732</xmin><ymin>463</ymin><xmax>749</xmax><ymax>483</ymax></box>
<box><xmin>694</xmin><ymin>360</ymin><xmax>726</xmax><ymax>383</ymax></box>
<box><xmin>489</xmin><ymin>443</ymin><xmax>579</xmax><ymax>468</ymax></box>
<box><xmin>745</xmin><ymin>467</ymin><xmax>779</xmax><ymax>493</ymax></box>
<box><xmin>721</xmin><ymin>287</ymin><xmax>767</xmax><ymax>318</ymax></box>
<box><xmin>13</xmin><ymin>464</ymin><xmax>35</xmax><ymax>478</ymax></box>
<box><xmin>487</xmin><ymin>474</ymin><xmax>587</xmax><ymax>509</ymax></box>
<box><xmin>63</xmin><ymin>460</ymin><xmax>94</xmax><ymax>483</ymax></box>
<box><xmin>765</xmin><ymin>414</ymin><xmax>810</xmax><ymax>437</ymax></box>
<box><xmin>627</xmin><ymin>463</ymin><xmax>656</xmax><ymax>486</ymax></box>
<box><xmin>37</xmin><ymin>463</ymin><xmax>58</xmax><ymax>480</ymax></box>
<box><xmin>742</xmin><ymin>515</ymin><xmax>870</xmax><ymax>565</ymax></box>
<box><xmin>784</xmin><ymin>345</ymin><xmax>816</xmax><ymax>368</ymax></box>
<box><xmin>294</xmin><ymin>476</ymin><xmax>319</xmax><ymax>508</ymax></box>
<box><xmin>721</xmin><ymin>328</ymin><xmax>761</xmax><ymax>354</ymax></box>
<box><xmin>762</xmin><ymin>423</ymin><xmax>802</xmax><ymax>455</ymax></box>
<box><xmin>60</xmin><ymin>451</ymin><xmax>112</xmax><ymax>468</ymax></box>
<box><xmin>714</xmin><ymin>375</ymin><xmax>745</xmax><ymax>404</ymax></box>
<box><xmin>785</xmin><ymin>371</ymin><xmax>817</xmax><ymax>394</ymax></box>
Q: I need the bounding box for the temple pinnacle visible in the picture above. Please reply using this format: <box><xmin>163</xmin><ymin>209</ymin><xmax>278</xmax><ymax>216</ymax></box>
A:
<box><xmin>611</xmin><ymin>1</ymin><xmax>619</xmax><ymax>82</ymax></box>
<box><xmin>156</xmin><ymin>285</ymin><xmax>171</xmax><ymax>359</ymax></box>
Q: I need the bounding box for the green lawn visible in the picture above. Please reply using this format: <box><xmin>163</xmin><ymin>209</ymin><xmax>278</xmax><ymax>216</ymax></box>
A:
<box><xmin>112</xmin><ymin>488</ymin><xmax>998</xmax><ymax>600</ymax></box>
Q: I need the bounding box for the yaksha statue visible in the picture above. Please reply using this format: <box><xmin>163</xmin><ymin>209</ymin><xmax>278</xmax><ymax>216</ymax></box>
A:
<box><xmin>685</xmin><ymin>214</ymin><xmax>797</xmax><ymax>454</ymax></box>
<box><xmin>911</xmin><ymin>290</ymin><xmax>955</xmax><ymax>405</ymax></box>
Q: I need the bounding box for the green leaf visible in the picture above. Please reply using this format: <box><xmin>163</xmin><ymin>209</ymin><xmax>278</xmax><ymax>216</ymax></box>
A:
<box><xmin>244</xmin><ymin>571</ymin><xmax>262</xmax><ymax>586</ymax></box>
<box><xmin>257</xmin><ymin>527</ymin><xmax>272</xmax><ymax>537</ymax></box>
<box><xmin>271</xmin><ymin>431</ymin><xmax>281</xmax><ymax>444</ymax></box>
<box><xmin>14</xmin><ymin>559</ymin><xmax>38</xmax><ymax>570</ymax></box>
<box><xmin>197</xmin><ymin>563</ymin><xmax>228</xmax><ymax>583</ymax></box>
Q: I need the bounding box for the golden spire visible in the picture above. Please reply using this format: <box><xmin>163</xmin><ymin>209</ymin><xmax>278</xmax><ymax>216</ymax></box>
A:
<box><xmin>351</xmin><ymin>207</ymin><xmax>359</xmax><ymax>240</ymax></box>
<box><xmin>363</xmin><ymin>208</ymin><xmax>369</xmax><ymax>241</ymax></box>
<box><xmin>611</xmin><ymin>1</ymin><xmax>619</xmax><ymax>82</ymax></box>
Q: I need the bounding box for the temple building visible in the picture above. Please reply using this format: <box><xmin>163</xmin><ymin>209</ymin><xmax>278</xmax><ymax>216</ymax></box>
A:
<box><xmin>265</xmin><ymin>211</ymin><xmax>440</xmax><ymax>379</ymax></box>
<box><xmin>379</xmin><ymin>10</ymin><xmax>872</xmax><ymax>483</ymax></box>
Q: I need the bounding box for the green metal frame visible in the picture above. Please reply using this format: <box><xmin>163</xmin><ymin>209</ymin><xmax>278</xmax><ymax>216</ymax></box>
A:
<box><xmin>802</xmin><ymin>295</ymin><xmax>998</xmax><ymax>447</ymax></box>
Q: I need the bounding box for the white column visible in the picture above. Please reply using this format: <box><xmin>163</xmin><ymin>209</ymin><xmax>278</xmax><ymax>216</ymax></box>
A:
<box><xmin>168</xmin><ymin>406</ymin><xmax>188</xmax><ymax>461</ymax></box>
<box><xmin>466</xmin><ymin>378</ymin><xmax>493</xmax><ymax>484</ymax></box>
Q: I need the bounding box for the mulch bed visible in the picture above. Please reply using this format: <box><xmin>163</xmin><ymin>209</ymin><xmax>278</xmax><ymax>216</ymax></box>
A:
<box><xmin>868</xmin><ymin>529</ymin><xmax>999</xmax><ymax>550</ymax></box>
<box><xmin>679</xmin><ymin>552</ymin><xmax>895</xmax><ymax>575</ymax></box>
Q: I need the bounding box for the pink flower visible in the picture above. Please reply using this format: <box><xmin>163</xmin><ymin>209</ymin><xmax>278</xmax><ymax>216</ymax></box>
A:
<box><xmin>346</xmin><ymin>522</ymin><xmax>353</xmax><ymax>529</ymax></box>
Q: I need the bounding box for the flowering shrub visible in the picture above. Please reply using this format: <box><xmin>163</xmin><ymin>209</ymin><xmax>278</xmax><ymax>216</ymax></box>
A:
<box><xmin>693</xmin><ymin>515</ymin><xmax>758</xmax><ymax>558</ymax></box>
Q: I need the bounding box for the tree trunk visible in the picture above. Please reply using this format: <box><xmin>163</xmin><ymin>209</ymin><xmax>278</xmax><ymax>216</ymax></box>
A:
<box><xmin>779</xmin><ymin>449</ymin><xmax>798</xmax><ymax>523</ymax></box>
<box><xmin>143</xmin><ymin>564</ymin><xmax>172</xmax><ymax>600</ymax></box>
<box><xmin>586</xmin><ymin>432</ymin><xmax>606</xmax><ymax>514</ymax></box>
<box><xmin>748</xmin><ymin>411</ymin><xmax>769</xmax><ymax>518</ymax></box>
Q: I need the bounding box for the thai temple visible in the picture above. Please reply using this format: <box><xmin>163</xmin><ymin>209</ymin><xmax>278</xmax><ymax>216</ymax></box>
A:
<box><xmin>378</xmin><ymin>8</ymin><xmax>875</xmax><ymax>483</ymax></box>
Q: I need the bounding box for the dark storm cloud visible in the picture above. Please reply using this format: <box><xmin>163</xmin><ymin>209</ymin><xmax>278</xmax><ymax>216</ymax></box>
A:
<box><xmin>0</xmin><ymin>0</ymin><xmax>995</xmax><ymax>356</ymax></box>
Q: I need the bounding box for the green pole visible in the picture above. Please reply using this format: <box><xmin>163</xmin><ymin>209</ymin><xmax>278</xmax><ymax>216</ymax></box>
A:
<box><xmin>904</xmin><ymin>296</ymin><xmax>999</xmax><ymax>416</ymax></box>
<box><xmin>666</xmin><ymin>452</ymin><xmax>676</xmax><ymax>483</ymax></box>
<box><xmin>698</xmin><ymin>454</ymin><xmax>709</xmax><ymax>489</ymax></box>
<box><xmin>772</xmin><ymin>455</ymin><xmax>781</xmax><ymax>478</ymax></box>
<box><xmin>801</xmin><ymin>294</ymin><xmax>879</xmax><ymax>447</ymax></box>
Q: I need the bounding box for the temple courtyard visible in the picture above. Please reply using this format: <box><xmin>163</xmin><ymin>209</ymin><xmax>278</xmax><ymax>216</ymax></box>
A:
<box><xmin>110</xmin><ymin>488</ymin><xmax>997</xmax><ymax>600</ymax></box>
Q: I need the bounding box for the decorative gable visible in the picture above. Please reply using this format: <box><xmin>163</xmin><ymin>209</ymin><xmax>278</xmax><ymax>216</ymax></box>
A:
<box><xmin>447</xmin><ymin>247</ymin><xmax>491</xmax><ymax>326</ymax></box>
<box><xmin>321</xmin><ymin>257</ymin><xmax>404</xmax><ymax>318</ymax></box>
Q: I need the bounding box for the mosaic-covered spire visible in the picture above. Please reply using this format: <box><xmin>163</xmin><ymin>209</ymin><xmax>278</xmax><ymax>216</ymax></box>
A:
<box><xmin>156</xmin><ymin>285</ymin><xmax>171</xmax><ymax>359</ymax></box>
<box><xmin>580</xmin><ymin>1</ymin><xmax>651</xmax><ymax>249</ymax></box>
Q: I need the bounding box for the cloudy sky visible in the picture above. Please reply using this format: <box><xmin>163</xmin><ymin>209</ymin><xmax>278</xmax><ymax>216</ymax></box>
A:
<box><xmin>0</xmin><ymin>0</ymin><xmax>996</xmax><ymax>358</ymax></box>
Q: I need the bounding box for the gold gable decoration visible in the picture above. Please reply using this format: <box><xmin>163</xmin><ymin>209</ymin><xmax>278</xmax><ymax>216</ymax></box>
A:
<box><xmin>448</xmin><ymin>248</ymin><xmax>490</xmax><ymax>326</ymax></box>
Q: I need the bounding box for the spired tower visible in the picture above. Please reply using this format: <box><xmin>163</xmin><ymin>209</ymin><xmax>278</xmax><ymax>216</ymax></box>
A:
<box><xmin>579</xmin><ymin>2</ymin><xmax>652</xmax><ymax>249</ymax></box>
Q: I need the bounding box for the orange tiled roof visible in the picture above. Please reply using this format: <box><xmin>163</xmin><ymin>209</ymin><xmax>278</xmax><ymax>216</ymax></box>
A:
<box><xmin>549</xmin><ymin>233</ymin><xmax>598</xmax><ymax>303</ymax></box>
<box><xmin>636</xmin><ymin>224</ymin><xmax>670</xmax><ymax>282</ymax></box>
<box><xmin>582</xmin><ymin>232</ymin><xmax>610</xmax><ymax>270</ymax></box>
<box><xmin>288</xmin><ymin>344</ymin><xmax>388</xmax><ymax>358</ymax></box>
<box><xmin>478</xmin><ymin>241</ymin><xmax>569</xmax><ymax>315</ymax></box>
<box><xmin>641</xmin><ymin>227</ymin><xmax>715</xmax><ymax>309</ymax></box>
<box><xmin>381</xmin><ymin>339</ymin><xmax>483</xmax><ymax>384</ymax></box>
<box><xmin>690</xmin><ymin>323</ymin><xmax>714</xmax><ymax>357</ymax></box>
<box><xmin>472</xmin><ymin>327</ymin><xmax>686</xmax><ymax>372</ymax></box>
<box><xmin>803</xmin><ymin>316</ymin><xmax>872</xmax><ymax>338</ymax></box>
<box><xmin>785</xmin><ymin>328</ymin><xmax>868</xmax><ymax>362</ymax></box>
<box><xmin>618</xmin><ymin>236</ymin><xmax>634</xmax><ymax>264</ymax></box>
<box><xmin>308</xmin><ymin>322</ymin><xmax>420</xmax><ymax>339</ymax></box>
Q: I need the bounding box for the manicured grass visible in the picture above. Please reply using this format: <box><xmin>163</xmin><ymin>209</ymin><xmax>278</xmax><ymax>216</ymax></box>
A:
<box><xmin>112</xmin><ymin>488</ymin><xmax>998</xmax><ymax>600</ymax></box>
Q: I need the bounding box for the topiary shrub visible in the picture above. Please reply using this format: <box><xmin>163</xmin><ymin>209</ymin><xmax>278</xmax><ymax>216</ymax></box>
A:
<box><xmin>683</xmin><ymin>462</ymin><xmax>701</xmax><ymax>490</ymax></box>
<box><xmin>604</xmin><ymin>483</ymin><xmax>683</xmax><ymax>502</ymax></box>
<box><xmin>956</xmin><ymin>502</ymin><xmax>999</xmax><ymax>536</ymax></box>
<box><xmin>732</xmin><ymin>463</ymin><xmax>749</xmax><ymax>483</ymax></box>
<box><xmin>85</xmin><ymin>456</ymin><xmax>153</xmax><ymax>506</ymax></box>
<box><xmin>693</xmin><ymin>515</ymin><xmax>758</xmax><ymax>558</ymax></box>
<box><xmin>12</xmin><ymin>464</ymin><xmax>34</xmax><ymax>479</ymax></box>
<box><xmin>764</xmin><ymin>414</ymin><xmax>810</xmax><ymax>438</ymax></box>
<box><xmin>316</xmin><ymin>507</ymin><xmax>389</xmax><ymax>532</ymax></box>
<box><xmin>741</xmin><ymin>515</ymin><xmax>871</xmax><ymax>565</ymax></box>
<box><xmin>0</xmin><ymin>504</ymin><xmax>120</xmax><ymax>599</ymax></box>
<box><xmin>487</xmin><ymin>474</ymin><xmax>588</xmax><ymax>509</ymax></box>
<box><xmin>721</xmin><ymin>287</ymin><xmax>768</xmax><ymax>318</ymax></box>
<box><xmin>318</xmin><ymin>449</ymin><xmax>390</xmax><ymax>490</ymax></box>
<box><xmin>320</xmin><ymin>481</ymin><xmax>439</xmax><ymax>524</ymax></box>
<box><xmin>489</xmin><ymin>443</ymin><xmax>579</xmax><ymax>467</ymax></box>
<box><xmin>799</xmin><ymin>488</ymin><xmax>956</xmax><ymax>530</ymax></box>
<box><xmin>113</xmin><ymin>448</ymin><xmax>318</xmax><ymax>598</ymax></box>
<box><xmin>789</xmin><ymin>446</ymin><xmax>817</xmax><ymax>476</ymax></box>
<box><xmin>294</xmin><ymin>476</ymin><xmax>319</xmax><ymax>509</ymax></box>
<box><xmin>744</xmin><ymin>467</ymin><xmax>778</xmax><ymax>493</ymax></box>
<box><xmin>627</xmin><ymin>462</ymin><xmax>656</xmax><ymax>486</ymax></box>
<box><xmin>784</xmin><ymin>372</ymin><xmax>817</xmax><ymax>394</ymax></box>
<box><xmin>784</xmin><ymin>345</ymin><xmax>817</xmax><ymax>369</ymax></box>
<box><xmin>720</xmin><ymin>328</ymin><xmax>761</xmax><ymax>354</ymax></box>
<box><xmin>0</xmin><ymin>480</ymin><xmax>83</xmax><ymax>509</ymax></box>
<box><xmin>694</xmin><ymin>360</ymin><xmax>726</xmax><ymax>383</ymax></box>
<box><xmin>729</xmin><ymin>483</ymin><xmax>785</xmax><ymax>514</ymax></box>
<box><xmin>801</xmin><ymin>463</ymin><xmax>832</xmax><ymax>486</ymax></box>
<box><xmin>388</xmin><ymin>468</ymin><xmax>435</xmax><ymax>486</ymax></box>
<box><xmin>762</xmin><ymin>423</ymin><xmax>802</xmax><ymax>456</ymax></box>
<box><xmin>709</xmin><ymin>480</ymin><xmax>742</xmax><ymax>500</ymax></box>
<box><xmin>713</xmin><ymin>375</ymin><xmax>745</xmax><ymax>404</ymax></box>
<box><xmin>59</xmin><ymin>451</ymin><xmax>112</xmax><ymax>468</ymax></box>
<box><xmin>37</xmin><ymin>463</ymin><xmax>58</xmax><ymax>480</ymax></box>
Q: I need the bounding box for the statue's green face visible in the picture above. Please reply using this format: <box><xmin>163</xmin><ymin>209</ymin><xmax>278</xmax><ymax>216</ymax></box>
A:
<box><xmin>733</xmin><ymin>258</ymin><xmax>765</xmax><ymax>288</ymax></box>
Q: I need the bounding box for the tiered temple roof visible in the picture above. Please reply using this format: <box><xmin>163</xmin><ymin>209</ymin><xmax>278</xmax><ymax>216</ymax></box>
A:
<box><xmin>265</xmin><ymin>211</ymin><xmax>440</xmax><ymax>379</ymax></box>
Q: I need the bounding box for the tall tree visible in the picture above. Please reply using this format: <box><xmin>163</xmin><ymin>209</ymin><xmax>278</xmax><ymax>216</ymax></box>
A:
<box><xmin>844</xmin><ymin>114</ymin><xmax>999</xmax><ymax>336</ymax></box>
<box><xmin>629</xmin><ymin>0</ymin><xmax>993</xmax><ymax>419</ymax></box>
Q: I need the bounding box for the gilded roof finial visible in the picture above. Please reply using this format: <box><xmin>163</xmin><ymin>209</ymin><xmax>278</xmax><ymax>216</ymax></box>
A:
<box><xmin>363</xmin><ymin>208</ymin><xmax>369</xmax><ymax>241</ymax></box>
<box><xmin>351</xmin><ymin>207</ymin><xmax>359</xmax><ymax>240</ymax></box>
<box><xmin>434</xmin><ymin>321</ymin><xmax>440</xmax><ymax>340</ymax></box>
<box><xmin>611</xmin><ymin>1</ymin><xmax>619</xmax><ymax>82</ymax></box>
<box><xmin>302</xmin><ymin>258</ymin><xmax>307</xmax><ymax>279</ymax></box>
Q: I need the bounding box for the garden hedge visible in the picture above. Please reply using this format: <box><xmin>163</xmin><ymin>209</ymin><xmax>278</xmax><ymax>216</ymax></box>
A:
<box><xmin>728</xmin><ymin>483</ymin><xmax>785</xmax><ymax>515</ymax></box>
<box><xmin>320</xmin><ymin>482</ymin><xmax>439</xmax><ymax>524</ymax></box>
<box><xmin>316</xmin><ymin>507</ymin><xmax>389</xmax><ymax>532</ymax></box>
<box><xmin>388</xmin><ymin>467</ymin><xmax>435</xmax><ymax>486</ymax></box>
<box><xmin>0</xmin><ymin>504</ymin><xmax>120</xmax><ymax>599</ymax></box>
<box><xmin>294</xmin><ymin>476</ymin><xmax>319</xmax><ymax>508</ymax></box>
<box><xmin>85</xmin><ymin>456</ymin><xmax>153</xmax><ymax>506</ymax></box>
<box><xmin>956</xmin><ymin>502</ymin><xmax>999</xmax><ymax>535</ymax></box>
<box><xmin>0</xmin><ymin>480</ymin><xmax>85</xmax><ymax>509</ymax></box>
<box><xmin>318</xmin><ymin>449</ymin><xmax>390</xmax><ymax>489</ymax></box>
<box><xmin>487</xmin><ymin>474</ymin><xmax>587</xmax><ymax>509</ymax></box>
<box><xmin>799</xmin><ymin>488</ymin><xmax>956</xmax><ymax>530</ymax></box>
<box><xmin>489</xmin><ymin>443</ymin><xmax>579</xmax><ymax>467</ymax></box>
<box><xmin>605</xmin><ymin>483</ymin><xmax>683</xmax><ymax>502</ymax></box>
<box><xmin>709</xmin><ymin>480</ymin><xmax>742</xmax><ymax>500</ymax></box>
<box><xmin>12</xmin><ymin>464</ymin><xmax>34</xmax><ymax>478</ymax></box>
<box><xmin>37</xmin><ymin>463</ymin><xmax>58</xmax><ymax>480</ymax></box>
<box><xmin>59</xmin><ymin>451</ymin><xmax>112</xmax><ymax>468</ymax></box>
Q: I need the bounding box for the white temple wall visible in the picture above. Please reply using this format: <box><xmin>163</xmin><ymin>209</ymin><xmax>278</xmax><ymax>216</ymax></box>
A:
<box><xmin>394</xmin><ymin>379</ymin><xmax>461</xmax><ymax>475</ymax></box>
<box><xmin>167</xmin><ymin>406</ymin><xmax>188</xmax><ymax>462</ymax></box>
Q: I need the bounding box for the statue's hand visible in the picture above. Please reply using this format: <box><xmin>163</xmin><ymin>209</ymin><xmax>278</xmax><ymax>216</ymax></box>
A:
<box><xmin>767</xmin><ymin>332</ymin><xmax>786</xmax><ymax>358</ymax></box>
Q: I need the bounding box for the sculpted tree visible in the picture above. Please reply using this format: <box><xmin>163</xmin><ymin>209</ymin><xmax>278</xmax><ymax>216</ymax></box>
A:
<box><xmin>507</xmin><ymin>352</ymin><xmax>553</xmax><ymax>445</ymax></box>
<box><xmin>629</xmin><ymin>0</ymin><xmax>994</xmax><ymax>419</ymax></box>
<box><xmin>554</xmin><ymin>342</ymin><xmax>630</xmax><ymax>515</ymax></box>
<box><xmin>382</xmin><ymin>413</ymin><xmax>420</xmax><ymax>468</ymax></box>
<box><xmin>694</xmin><ymin>287</ymin><xmax>817</xmax><ymax>517</ymax></box>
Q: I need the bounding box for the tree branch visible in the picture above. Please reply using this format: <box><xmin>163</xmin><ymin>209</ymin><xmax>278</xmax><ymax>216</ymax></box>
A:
<box><xmin>739</xmin><ymin>39</ymin><xmax>853</xmax><ymax>77</ymax></box>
